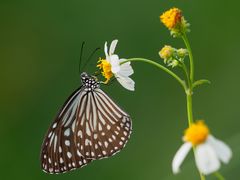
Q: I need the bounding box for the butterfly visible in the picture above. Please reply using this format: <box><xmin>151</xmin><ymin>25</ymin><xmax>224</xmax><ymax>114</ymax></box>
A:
<box><xmin>40</xmin><ymin>72</ymin><xmax>132</xmax><ymax>174</ymax></box>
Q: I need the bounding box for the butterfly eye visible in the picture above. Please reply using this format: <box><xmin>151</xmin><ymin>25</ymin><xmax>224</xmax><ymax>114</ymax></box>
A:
<box><xmin>80</xmin><ymin>72</ymin><xmax>88</xmax><ymax>79</ymax></box>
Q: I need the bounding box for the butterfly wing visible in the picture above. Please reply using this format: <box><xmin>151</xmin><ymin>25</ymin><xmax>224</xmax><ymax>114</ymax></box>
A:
<box><xmin>75</xmin><ymin>88</ymin><xmax>132</xmax><ymax>160</ymax></box>
<box><xmin>41</xmin><ymin>87</ymin><xmax>132</xmax><ymax>174</ymax></box>
<box><xmin>40</xmin><ymin>87</ymin><xmax>92</xmax><ymax>174</ymax></box>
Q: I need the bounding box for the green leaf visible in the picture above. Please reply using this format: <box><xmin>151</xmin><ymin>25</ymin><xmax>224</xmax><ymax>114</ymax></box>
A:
<box><xmin>193</xmin><ymin>79</ymin><xmax>211</xmax><ymax>89</ymax></box>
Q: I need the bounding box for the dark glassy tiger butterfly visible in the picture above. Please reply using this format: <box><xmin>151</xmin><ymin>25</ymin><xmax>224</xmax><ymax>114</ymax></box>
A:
<box><xmin>40</xmin><ymin>44</ymin><xmax>132</xmax><ymax>174</ymax></box>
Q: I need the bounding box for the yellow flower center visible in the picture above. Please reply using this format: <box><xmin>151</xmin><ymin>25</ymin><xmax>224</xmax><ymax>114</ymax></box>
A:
<box><xmin>97</xmin><ymin>58</ymin><xmax>113</xmax><ymax>83</ymax></box>
<box><xmin>160</xmin><ymin>8</ymin><xmax>182</xmax><ymax>30</ymax></box>
<box><xmin>184</xmin><ymin>121</ymin><xmax>209</xmax><ymax>146</ymax></box>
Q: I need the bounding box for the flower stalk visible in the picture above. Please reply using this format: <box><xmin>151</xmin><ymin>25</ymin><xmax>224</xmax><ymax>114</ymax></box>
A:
<box><xmin>121</xmin><ymin>58</ymin><xmax>186</xmax><ymax>90</ymax></box>
<box><xmin>182</xmin><ymin>32</ymin><xmax>194</xmax><ymax>83</ymax></box>
<box><xmin>214</xmin><ymin>172</ymin><xmax>225</xmax><ymax>180</ymax></box>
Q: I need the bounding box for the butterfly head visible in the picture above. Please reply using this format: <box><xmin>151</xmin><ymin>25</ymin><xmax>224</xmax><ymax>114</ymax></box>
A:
<box><xmin>81</xmin><ymin>72</ymin><xmax>100</xmax><ymax>91</ymax></box>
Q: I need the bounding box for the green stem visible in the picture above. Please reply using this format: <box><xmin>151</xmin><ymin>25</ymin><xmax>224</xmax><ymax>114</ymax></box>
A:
<box><xmin>186</xmin><ymin>91</ymin><xmax>193</xmax><ymax>125</ymax></box>
<box><xmin>182</xmin><ymin>32</ymin><xmax>194</xmax><ymax>83</ymax></box>
<box><xmin>199</xmin><ymin>172</ymin><xmax>206</xmax><ymax>180</ymax></box>
<box><xmin>180</xmin><ymin>61</ymin><xmax>193</xmax><ymax>126</ymax></box>
<box><xmin>121</xmin><ymin>58</ymin><xmax>186</xmax><ymax>90</ymax></box>
<box><xmin>181</xmin><ymin>62</ymin><xmax>191</xmax><ymax>87</ymax></box>
<box><xmin>214</xmin><ymin>172</ymin><xmax>225</xmax><ymax>180</ymax></box>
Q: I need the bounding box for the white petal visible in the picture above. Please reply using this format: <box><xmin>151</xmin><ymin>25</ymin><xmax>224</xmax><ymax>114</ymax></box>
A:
<box><xmin>195</xmin><ymin>143</ymin><xmax>220</xmax><ymax>175</ymax></box>
<box><xmin>119</xmin><ymin>60</ymin><xmax>134</xmax><ymax>77</ymax></box>
<box><xmin>110</xmin><ymin>55</ymin><xmax>120</xmax><ymax>73</ymax></box>
<box><xmin>104</xmin><ymin>41</ymin><xmax>109</xmax><ymax>57</ymax></box>
<box><xmin>109</xmin><ymin>39</ymin><xmax>118</xmax><ymax>55</ymax></box>
<box><xmin>172</xmin><ymin>142</ymin><xmax>192</xmax><ymax>174</ymax></box>
<box><xmin>116</xmin><ymin>75</ymin><xmax>135</xmax><ymax>91</ymax></box>
<box><xmin>207</xmin><ymin>135</ymin><xmax>232</xmax><ymax>164</ymax></box>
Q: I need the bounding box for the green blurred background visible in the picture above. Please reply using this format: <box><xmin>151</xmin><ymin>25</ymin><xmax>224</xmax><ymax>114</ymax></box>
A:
<box><xmin>1</xmin><ymin>0</ymin><xmax>239</xmax><ymax>179</ymax></box>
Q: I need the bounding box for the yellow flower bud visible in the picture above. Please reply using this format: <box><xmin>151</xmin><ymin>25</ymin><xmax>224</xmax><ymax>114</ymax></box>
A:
<box><xmin>159</xmin><ymin>45</ymin><xmax>174</xmax><ymax>62</ymax></box>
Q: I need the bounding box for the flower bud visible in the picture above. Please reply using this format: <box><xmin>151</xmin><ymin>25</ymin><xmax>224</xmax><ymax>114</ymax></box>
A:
<box><xmin>177</xmin><ymin>48</ymin><xmax>188</xmax><ymax>58</ymax></box>
<box><xmin>159</xmin><ymin>45</ymin><xmax>175</xmax><ymax>63</ymax></box>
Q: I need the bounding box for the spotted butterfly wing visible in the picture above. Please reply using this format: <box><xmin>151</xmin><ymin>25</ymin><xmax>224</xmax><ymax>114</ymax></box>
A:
<box><xmin>40</xmin><ymin>72</ymin><xmax>132</xmax><ymax>174</ymax></box>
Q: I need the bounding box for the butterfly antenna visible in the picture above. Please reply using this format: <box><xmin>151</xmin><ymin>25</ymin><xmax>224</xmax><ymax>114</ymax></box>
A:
<box><xmin>81</xmin><ymin>47</ymin><xmax>100</xmax><ymax>72</ymax></box>
<box><xmin>79</xmin><ymin>41</ymin><xmax>85</xmax><ymax>74</ymax></box>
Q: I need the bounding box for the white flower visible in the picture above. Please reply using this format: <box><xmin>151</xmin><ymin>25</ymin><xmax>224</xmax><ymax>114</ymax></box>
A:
<box><xmin>104</xmin><ymin>39</ymin><xmax>135</xmax><ymax>91</ymax></box>
<box><xmin>172</xmin><ymin>121</ymin><xmax>232</xmax><ymax>175</ymax></box>
<box><xmin>98</xmin><ymin>39</ymin><xmax>135</xmax><ymax>91</ymax></box>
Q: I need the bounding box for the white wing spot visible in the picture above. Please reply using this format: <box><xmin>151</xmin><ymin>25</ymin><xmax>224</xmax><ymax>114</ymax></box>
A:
<box><xmin>48</xmin><ymin>131</ymin><xmax>53</xmax><ymax>138</ymax></box>
<box><xmin>101</xmin><ymin>132</ymin><xmax>105</xmax><ymax>136</ymax></box>
<box><xmin>119</xmin><ymin>141</ymin><xmax>123</xmax><ymax>145</ymax></box>
<box><xmin>52</xmin><ymin>122</ymin><xmax>57</xmax><ymax>128</ymax></box>
<box><xmin>121</xmin><ymin>137</ymin><xmax>125</xmax><ymax>141</ymax></box>
<box><xmin>95</xmin><ymin>144</ymin><xmax>98</xmax><ymax>149</ymax></box>
<box><xmin>48</xmin><ymin>158</ymin><xmax>52</xmax><ymax>164</ymax></box>
<box><xmin>65</xmin><ymin>140</ymin><xmax>70</xmax><ymax>146</ymax></box>
<box><xmin>77</xmin><ymin>150</ymin><xmax>82</xmax><ymax>157</ymax></box>
<box><xmin>59</xmin><ymin>146</ymin><xmax>62</xmax><ymax>153</ymax></box>
<box><xmin>77</xmin><ymin>130</ymin><xmax>82</xmax><ymax>138</ymax></box>
<box><xmin>64</xmin><ymin>128</ymin><xmax>71</xmax><ymax>137</ymax></box>
<box><xmin>104</xmin><ymin>141</ymin><xmax>109</xmax><ymax>148</ymax></box>
<box><xmin>85</xmin><ymin>139</ymin><xmax>92</xmax><ymax>146</ymax></box>
<box><xmin>91</xmin><ymin>152</ymin><xmax>95</xmax><ymax>156</ymax></box>
<box><xmin>60</xmin><ymin>157</ymin><xmax>64</xmax><ymax>163</ymax></box>
<box><xmin>123</xmin><ymin>131</ymin><xmax>128</xmax><ymax>136</ymax></box>
<box><xmin>94</xmin><ymin>134</ymin><xmax>98</xmax><ymax>139</ymax></box>
<box><xmin>102</xmin><ymin>150</ymin><xmax>107</xmax><ymax>155</ymax></box>
<box><xmin>67</xmin><ymin>152</ymin><xmax>72</xmax><ymax>158</ymax></box>
<box><xmin>107</xmin><ymin>125</ymin><xmax>111</xmax><ymax>130</ymax></box>
<box><xmin>114</xmin><ymin>131</ymin><xmax>119</xmax><ymax>135</ymax></box>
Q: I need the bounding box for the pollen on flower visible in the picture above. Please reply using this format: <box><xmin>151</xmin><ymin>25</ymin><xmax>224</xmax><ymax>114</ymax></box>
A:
<box><xmin>160</xmin><ymin>8</ymin><xmax>182</xmax><ymax>30</ymax></box>
<box><xmin>97</xmin><ymin>58</ymin><xmax>113</xmax><ymax>83</ymax></box>
<box><xmin>184</xmin><ymin>121</ymin><xmax>209</xmax><ymax>146</ymax></box>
